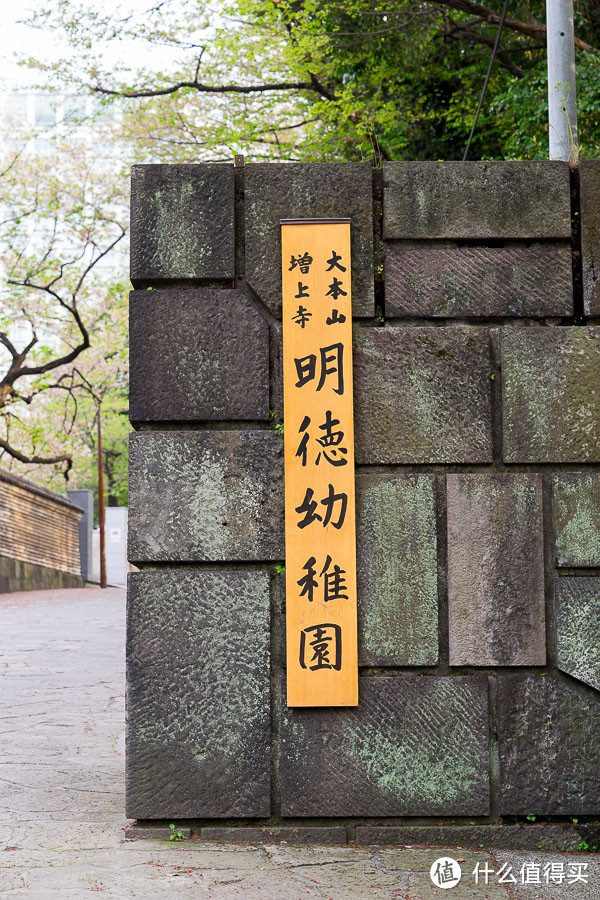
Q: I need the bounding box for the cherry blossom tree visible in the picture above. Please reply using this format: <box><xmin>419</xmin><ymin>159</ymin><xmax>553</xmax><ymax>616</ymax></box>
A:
<box><xmin>0</xmin><ymin>130</ymin><xmax>128</xmax><ymax>486</ymax></box>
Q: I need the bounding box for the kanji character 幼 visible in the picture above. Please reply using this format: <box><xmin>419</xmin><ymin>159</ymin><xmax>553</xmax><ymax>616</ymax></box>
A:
<box><xmin>295</xmin><ymin>484</ymin><xmax>348</xmax><ymax>530</ymax></box>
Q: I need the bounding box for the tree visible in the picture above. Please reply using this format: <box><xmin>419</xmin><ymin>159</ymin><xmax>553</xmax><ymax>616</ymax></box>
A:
<box><xmin>23</xmin><ymin>0</ymin><xmax>600</xmax><ymax>162</ymax></box>
<box><xmin>5</xmin><ymin>290</ymin><xmax>131</xmax><ymax>507</ymax></box>
<box><xmin>0</xmin><ymin>129</ymin><xmax>128</xmax><ymax>483</ymax></box>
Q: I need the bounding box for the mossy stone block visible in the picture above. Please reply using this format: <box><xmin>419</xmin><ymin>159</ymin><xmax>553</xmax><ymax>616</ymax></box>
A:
<box><xmin>498</xmin><ymin>675</ymin><xmax>600</xmax><ymax>815</ymax></box>
<box><xmin>354</xmin><ymin>326</ymin><xmax>493</xmax><ymax>463</ymax></box>
<box><xmin>128</xmin><ymin>431</ymin><xmax>284</xmax><ymax>561</ymax></box>
<box><xmin>280</xmin><ymin>676</ymin><xmax>489</xmax><ymax>816</ymax></box>
<box><xmin>356</xmin><ymin>474</ymin><xmax>438</xmax><ymax>666</ymax></box>
<box><xmin>502</xmin><ymin>327</ymin><xmax>600</xmax><ymax>462</ymax></box>
<box><xmin>245</xmin><ymin>163</ymin><xmax>374</xmax><ymax>316</ymax></box>
<box><xmin>383</xmin><ymin>161</ymin><xmax>571</xmax><ymax>239</ymax></box>
<box><xmin>554</xmin><ymin>474</ymin><xmax>600</xmax><ymax>567</ymax></box>
<box><xmin>580</xmin><ymin>160</ymin><xmax>600</xmax><ymax>315</ymax></box>
<box><xmin>447</xmin><ymin>473</ymin><xmax>545</xmax><ymax>666</ymax></box>
<box><xmin>130</xmin><ymin>164</ymin><xmax>234</xmax><ymax>282</ymax></box>
<box><xmin>129</xmin><ymin>289</ymin><xmax>269</xmax><ymax>421</ymax></box>
<box><xmin>126</xmin><ymin>569</ymin><xmax>270</xmax><ymax>818</ymax></box>
<box><xmin>555</xmin><ymin>576</ymin><xmax>600</xmax><ymax>691</ymax></box>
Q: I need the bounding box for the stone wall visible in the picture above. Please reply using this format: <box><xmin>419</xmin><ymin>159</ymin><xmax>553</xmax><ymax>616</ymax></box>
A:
<box><xmin>127</xmin><ymin>160</ymin><xmax>600</xmax><ymax>847</ymax></box>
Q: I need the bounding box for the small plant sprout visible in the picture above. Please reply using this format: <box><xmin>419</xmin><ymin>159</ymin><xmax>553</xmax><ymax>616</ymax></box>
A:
<box><xmin>169</xmin><ymin>823</ymin><xmax>186</xmax><ymax>842</ymax></box>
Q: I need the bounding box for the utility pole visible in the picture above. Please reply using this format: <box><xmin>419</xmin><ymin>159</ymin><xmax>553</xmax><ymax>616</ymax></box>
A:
<box><xmin>97</xmin><ymin>402</ymin><xmax>107</xmax><ymax>588</ymax></box>
<box><xmin>546</xmin><ymin>0</ymin><xmax>578</xmax><ymax>162</ymax></box>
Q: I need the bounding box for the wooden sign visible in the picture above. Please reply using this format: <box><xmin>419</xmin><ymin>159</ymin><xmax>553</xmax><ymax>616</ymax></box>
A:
<box><xmin>281</xmin><ymin>218</ymin><xmax>358</xmax><ymax>707</ymax></box>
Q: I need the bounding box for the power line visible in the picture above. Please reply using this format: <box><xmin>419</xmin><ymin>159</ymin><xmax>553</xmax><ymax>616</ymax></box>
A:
<box><xmin>463</xmin><ymin>0</ymin><xmax>511</xmax><ymax>161</ymax></box>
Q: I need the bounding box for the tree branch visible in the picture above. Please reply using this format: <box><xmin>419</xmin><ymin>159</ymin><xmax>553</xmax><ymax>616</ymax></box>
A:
<box><xmin>444</xmin><ymin>21</ymin><xmax>524</xmax><ymax>76</ymax></box>
<box><xmin>92</xmin><ymin>78</ymin><xmax>317</xmax><ymax>98</ymax></box>
<box><xmin>0</xmin><ymin>333</ymin><xmax>19</xmax><ymax>361</ymax></box>
<box><xmin>4</xmin><ymin>223</ymin><xmax>125</xmax><ymax>385</ymax></box>
<box><xmin>0</xmin><ymin>436</ymin><xmax>72</xmax><ymax>476</ymax></box>
<box><xmin>431</xmin><ymin>0</ymin><xmax>596</xmax><ymax>53</ymax></box>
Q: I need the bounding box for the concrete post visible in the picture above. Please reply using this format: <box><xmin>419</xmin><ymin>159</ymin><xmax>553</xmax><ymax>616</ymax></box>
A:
<box><xmin>546</xmin><ymin>0</ymin><xmax>578</xmax><ymax>162</ymax></box>
<box><xmin>67</xmin><ymin>489</ymin><xmax>93</xmax><ymax>581</ymax></box>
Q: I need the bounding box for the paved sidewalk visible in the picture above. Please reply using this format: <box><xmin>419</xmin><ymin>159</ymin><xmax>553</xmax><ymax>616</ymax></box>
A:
<box><xmin>0</xmin><ymin>587</ymin><xmax>597</xmax><ymax>898</ymax></box>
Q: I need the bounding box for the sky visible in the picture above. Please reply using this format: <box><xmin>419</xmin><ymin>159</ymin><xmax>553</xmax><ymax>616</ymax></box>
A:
<box><xmin>0</xmin><ymin>0</ymin><xmax>183</xmax><ymax>93</ymax></box>
<box><xmin>0</xmin><ymin>1</ymin><xmax>52</xmax><ymax>89</ymax></box>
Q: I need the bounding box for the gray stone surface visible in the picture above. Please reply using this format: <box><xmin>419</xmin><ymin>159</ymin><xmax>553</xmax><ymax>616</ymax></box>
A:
<box><xmin>494</xmin><ymin>850</ymin><xmax>600</xmax><ymax>900</ymax></box>
<box><xmin>245</xmin><ymin>163</ymin><xmax>374</xmax><ymax>316</ymax></box>
<box><xmin>130</xmin><ymin>164</ymin><xmax>234</xmax><ymax>282</ymax></box>
<box><xmin>447</xmin><ymin>474</ymin><xmax>545</xmax><ymax>667</ymax></box>
<box><xmin>356</xmin><ymin>474</ymin><xmax>438</xmax><ymax>666</ymax></box>
<box><xmin>129</xmin><ymin>288</ymin><xmax>269</xmax><ymax>421</ymax></box>
<box><xmin>2</xmin><ymin>586</ymin><xmax>597</xmax><ymax>897</ymax></box>
<box><xmin>498</xmin><ymin>675</ymin><xmax>600</xmax><ymax>815</ymax></box>
<box><xmin>553</xmin><ymin>474</ymin><xmax>600</xmax><ymax>567</ymax></box>
<box><xmin>200</xmin><ymin>827</ymin><xmax>347</xmax><ymax>845</ymax></box>
<box><xmin>280</xmin><ymin>676</ymin><xmax>489</xmax><ymax>816</ymax></box>
<box><xmin>0</xmin><ymin>587</ymin><xmax>126</xmax><ymax>826</ymax></box>
<box><xmin>555</xmin><ymin>576</ymin><xmax>600</xmax><ymax>691</ymax></box>
<box><xmin>354</xmin><ymin>326</ymin><xmax>493</xmax><ymax>463</ymax></box>
<box><xmin>580</xmin><ymin>159</ymin><xmax>600</xmax><ymax>316</ymax></box>
<box><xmin>502</xmin><ymin>326</ymin><xmax>600</xmax><ymax>462</ymax></box>
<box><xmin>355</xmin><ymin>824</ymin><xmax>600</xmax><ymax>850</ymax></box>
<box><xmin>128</xmin><ymin>430</ymin><xmax>284</xmax><ymax>561</ymax></box>
<box><xmin>385</xmin><ymin>244</ymin><xmax>573</xmax><ymax>318</ymax></box>
<box><xmin>127</xmin><ymin>569</ymin><xmax>271</xmax><ymax>818</ymax></box>
<box><xmin>383</xmin><ymin>161</ymin><xmax>571</xmax><ymax>239</ymax></box>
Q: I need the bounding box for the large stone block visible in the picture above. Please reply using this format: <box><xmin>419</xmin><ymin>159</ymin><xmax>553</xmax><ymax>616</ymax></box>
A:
<box><xmin>502</xmin><ymin>327</ymin><xmax>600</xmax><ymax>463</ymax></box>
<box><xmin>280</xmin><ymin>676</ymin><xmax>489</xmax><ymax>816</ymax></box>
<box><xmin>447</xmin><ymin>474</ymin><xmax>545</xmax><ymax>666</ymax></box>
<box><xmin>385</xmin><ymin>244</ymin><xmax>573</xmax><ymax>318</ymax></box>
<box><xmin>200</xmin><ymin>827</ymin><xmax>347</xmax><ymax>845</ymax></box>
<box><xmin>354</xmin><ymin>326</ymin><xmax>493</xmax><ymax>463</ymax></box>
<box><xmin>245</xmin><ymin>163</ymin><xmax>374</xmax><ymax>316</ymax></box>
<box><xmin>356</xmin><ymin>474</ymin><xmax>438</xmax><ymax>666</ymax></box>
<box><xmin>355</xmin><ymin>824</ymin><xmax>600</xmax><ymax>851</ymax></box>
<box><xmin>128</xmin><ymin>431</ymin><xmax>284</xmax><ymax>561</ymax></box>
<box><xmin>130</xmin><ymin>164</ymin><xmax>234</xmax><ymax>282</ymax></box>
<box><xmin>127</xmin><ymin>569</ymin><xmax>270</xmax><ymax>818</ymax></box>
<box><xmin>498</xmin><ymin>675</ymin><xmax>600</xmax><ymax>815</ymax></box>
<box><xmin>553</xmin><ymin>474</ymin><xmax>600</xmax><ymax>567</ymax></box>
<box><xmin>580</xmin><ymin>159</ymin><xmax>600</xmax><ymax>316</ymax></box>
<box><xmin>129</xmin><ymin>289</ymin><xmax>269</xmax><ymax>421</ymax></box>
<box><xmin>383</xmin><ymin>161</ymin><xmax>571</xmax><ymax>239</ymax></box>
<box><xmin>555</xmin><ymin>577</ymin><xmax>600</xmax><ymax>692</ymax></box>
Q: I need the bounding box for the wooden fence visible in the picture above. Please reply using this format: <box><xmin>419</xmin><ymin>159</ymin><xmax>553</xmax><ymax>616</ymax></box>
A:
<box><xmin>0</xmin><ymin>468</ymin><xmax>83</xmax><ymax>592</ymax></box>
